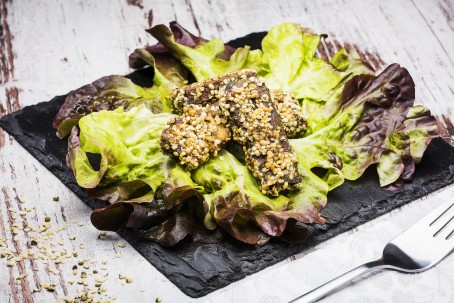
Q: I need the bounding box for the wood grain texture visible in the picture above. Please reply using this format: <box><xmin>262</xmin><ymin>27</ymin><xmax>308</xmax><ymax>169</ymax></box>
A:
<box><xmin>1</xmin><ymin>0</ymin><xmax>454</xmax><ymax>302</ymax></box>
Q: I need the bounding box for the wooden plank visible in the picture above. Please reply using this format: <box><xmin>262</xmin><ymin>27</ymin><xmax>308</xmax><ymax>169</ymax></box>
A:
<box><xmin>1</xmin><ymin>0</ymin><xmax>454</xmax><ymax>302</ymax></box>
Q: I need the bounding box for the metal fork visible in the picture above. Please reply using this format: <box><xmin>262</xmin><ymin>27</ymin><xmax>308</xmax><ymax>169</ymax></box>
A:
<box><xmin>290</xmin><ymin>199</ymin><xmax>454</xmax><ymax>303</ymax></box>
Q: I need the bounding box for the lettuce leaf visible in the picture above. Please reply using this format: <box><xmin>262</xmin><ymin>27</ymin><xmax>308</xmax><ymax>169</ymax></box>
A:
<box><xmin>294</xmin><ymin>63</ymin><xmax>438</xmax><ymax>191</ymax></box>
<box><xmin>132</xmin><ymin>48</ymin><xmax>188</xmax><ymax>88</ymax></box>
<box><xmin>377</xmin><ymin>105</ymin><xmax>439</xmax><ymax>189</ymax></box>
<box><xmin>250</xmin><ymin>23</ymin><xmax>374</xmax><ymax>102</ymax></box>
<box><xmin>192</xmin><ymin>149</ymin><xmax>325</xmax><ymax>245</ymax></box>
<box><xmin>90</xmin><ymin>190</ymin><xmax>224</xmax><ymax>246</ymax></box>
<box><xmin>302</xmin><ymin>49</ymin><xmax>375</xmax><ymax>134</ymax></box>
<box><xmin>53</xmin><ymin>50</ymin><xmax>187</xmax><ymax>138</ymax></box>
<box><xmin>146</xmin><ymin>24</ymin><xmax>250</xmax><ymax>81</ymax></box>
<box><xmin>129</xmin><ymin>21</ymin><xmax>236</xmax><ymax>70</ymax></box>
<box><xmin>404</xmin><ymin>105</ymin><xmax>440</xmax><ymax>163</ymax></box>
<box><xmin>294</xmin><ymin>65</ymin><xmax>416</xmax><ymax>186</ymax></box>
<box><xmin>67</xmin><ymin>105</ymin><xmax>182</xmax><ymax>201</ymax></box>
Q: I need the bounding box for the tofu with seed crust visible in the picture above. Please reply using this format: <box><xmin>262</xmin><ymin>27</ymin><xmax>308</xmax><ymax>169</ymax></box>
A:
<box><xmin>164</xmin><ymin>70</ymin><xmax>302</xmax><ymax>196</ymax></box>
<box><xmin>160</xmin><ymin>104</ymin><xmax>231</xmax><ymax>170</ymax></box>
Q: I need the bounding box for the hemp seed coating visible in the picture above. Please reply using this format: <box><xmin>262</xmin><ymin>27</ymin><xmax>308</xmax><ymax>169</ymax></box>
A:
<box><xmin>160</xmin><ymin>104</ymin><xmax>231</xmax><ymax>170</ymax></box>
<box><xmin>270</xmin><ymin>90</ymin><xmax>307</xmax><ymax>138</ymax></box>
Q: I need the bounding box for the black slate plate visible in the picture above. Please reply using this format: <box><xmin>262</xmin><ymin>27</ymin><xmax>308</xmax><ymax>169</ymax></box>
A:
<box><xmin>1</xmin><ymin>32</ymin><xmax>454</xmax><ymax>298</ymax></box>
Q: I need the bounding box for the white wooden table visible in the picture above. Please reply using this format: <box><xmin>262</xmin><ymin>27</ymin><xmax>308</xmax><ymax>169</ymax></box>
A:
<box><xmin>1</xmin><ymin>0</ymin><xmax>453</xmax><ymax>302</ymax></box>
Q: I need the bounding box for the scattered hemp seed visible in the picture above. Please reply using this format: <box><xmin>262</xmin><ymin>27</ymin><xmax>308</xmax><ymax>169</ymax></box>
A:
<box><xmin>117</xmin><ymin>242</ymin><xmax>126</xmax><ymax>248</ymax></box>
<box><xmin>97</xmin><ymin>231</ymin><xmax>107</xmax><ymax>239</ymax></box>
<box><xmin>119</xmin><ymin>273</ymin><xmax>134</xmax><ymax>283</ymax></box>
<box><xmin>98</xmin><ymin>287</ymin><xmax>107</xmax><ymax>294</ymax></box>
<box><xmin>47</xmin><ymin>265</ymin><xmax>59</xmax><ymax>275</ymax></box>
<box><xmin>43</xmin><ymin>283</ymin><xmax>55</xmax><ymax>292</ymax></box>
<box><xmin>52</xmin><ymin>196</ymin><xmax>60</xmax><ymax>201</ymax></box>
<box><xmin>0</xmin><ymin>207</ymin><xmax>117</xmax><ymax>303</ymax></box>
<box><xmin>6</xmin><ymin>259</ymin><xmax>16</xmax><ymax>267</ymax></box>
<box><xmin>155</xmin><ymin>297</ymin><xmax>162</xmax><ymax>303</ymax></box>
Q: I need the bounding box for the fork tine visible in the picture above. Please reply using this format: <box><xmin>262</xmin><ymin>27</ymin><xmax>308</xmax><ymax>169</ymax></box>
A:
<box><xmin>447</xmin><ymin>228</ymin><xmax>454</xmax><ymax>240</ymax></box>
<box><xmin>433</xmin><ymin>213</ymin><xmax>454</xmax><ymax>240</ymax></box>
<box><xmin>431</xmin><ymin>203</ymin><xmax>454</xmax><ymax>237</ymax></box>
<box><xmin>430</xmin><ymin>202</ymin><xmax>454</xmax><ymax>226</ymax></box>
<box><xmin>418</xmin><ymin>200</ymin><xmax>454</xmax><ymax>228</ymax></box>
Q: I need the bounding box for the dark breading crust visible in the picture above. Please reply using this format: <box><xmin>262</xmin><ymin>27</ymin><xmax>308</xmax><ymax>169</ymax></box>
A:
<box><xmin>165</xmin><ymin>70</ymin><xmax>302</xmax><ymax>196</ymax></box>
<box><xmin>160</xmin><ymin>104</ymin><xmax>231</xmax><ymax>170</ymax></box>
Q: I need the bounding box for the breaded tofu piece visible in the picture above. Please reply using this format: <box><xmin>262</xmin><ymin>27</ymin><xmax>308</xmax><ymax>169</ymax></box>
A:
<box><xmin>217</xmin><ymin>70</ymin><xmax>302</xmax><ymax>196</ymax></box>
<box><xmin>160</xmin><ymin>104</ymin><xmax>231</xmax><ymax>170</ymax></box>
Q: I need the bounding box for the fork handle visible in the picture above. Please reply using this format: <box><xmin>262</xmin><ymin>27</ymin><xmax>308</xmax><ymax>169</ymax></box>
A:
<box><xmin>289</xmin><ymin>259</ymin><xmax>386</xmax><ymax>303</ymax></box>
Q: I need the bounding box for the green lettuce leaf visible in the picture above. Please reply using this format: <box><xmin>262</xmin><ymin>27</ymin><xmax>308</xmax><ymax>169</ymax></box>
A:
<box><xmin>377</xmin><ymin>105</ymin><xmax>439</xmax><ymax>188</ymax></box>
<box><xmin>147</xmin><ymin>24</ymin><xmax>250</xmax><ymax>81</ymax></box>
<box><xmin>132</xmin><ymin>48</ymin><xmax>188</xmax><ymax>88</ymax></box>
<box><xmin>192</xmin><ymin>150</ymin><xmax>325</xmax><ymax>245</ymax></box>
<box><xmin>293</xmin><ymin>64</ymin><xmax>418</xmax><ymax>190</ymax></box>
<box><xmin>53</xmin><ymin>50</ymin><xmax>187</xmax><ymax>138</ymax></box>
<box><xmin>129</xmin><ymin>21</ymin><xmax>237</xmax><ymax>71</ymax></box>
<box><xmin>301</xmin><ymin>48</ymin><xmax>375</xmax><ymax>135</ymax></box>
<box><xmin>251</xmin><ymin>23</ymin><xmax>374</xmax><ymax>102</ymax></box>
<box><xmin>67</xmin><ymin>105</ymin><xmax>187</xmax><ymax>202</ymax></box>
<box><xmin>404</xmin><ymin>106</ymin><xmax>440</xmax><ymax>163</ymax></box>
